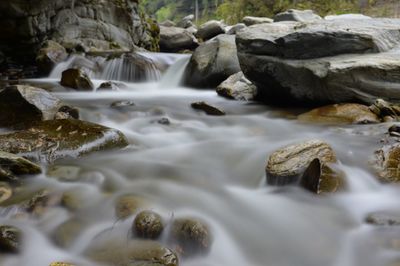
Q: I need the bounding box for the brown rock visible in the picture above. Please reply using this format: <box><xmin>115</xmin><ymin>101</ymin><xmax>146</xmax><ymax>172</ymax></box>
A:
<box><xmin>60</xmin><ymin>69</ymin><xmax>94</xmax><ymax>91</ymax></box>
<box><xmin>191</xmin><ymin>102</ymin><xmax>225</xmax><ymax>116</ymax></box>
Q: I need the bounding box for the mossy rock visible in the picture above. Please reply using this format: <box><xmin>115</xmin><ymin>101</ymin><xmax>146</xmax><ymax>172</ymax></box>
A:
<box><xmin>133</xmin><ymin>210</ymin><xmax>164</xmax><ymax>240</ymax></box>
<box><xmin>0</xmin><ymin>225</ymin><xmax>21</xmax><ymax>253</ymax></box>
<box><xmin>0</xmin><ymin>119</ymin><xmax>129</xmax><ymax>163</ymax></box>
<box><xmin>169</xmin><ymin>217</ymin><xmax>212</xmax><ymax>257</ymax></box>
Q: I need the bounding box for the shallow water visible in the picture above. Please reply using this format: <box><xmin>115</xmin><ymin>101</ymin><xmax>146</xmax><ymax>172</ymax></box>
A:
<box><xmin>2</xmin><ymin>53</ymin><xmax>400</xmax><ymax>266</ymax></box>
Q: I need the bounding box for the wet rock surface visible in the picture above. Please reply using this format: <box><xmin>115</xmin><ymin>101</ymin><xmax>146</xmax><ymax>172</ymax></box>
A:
<box><xmin>115</xmin><ymin>194</ymin><xmax>149</xmax><ymax>220</ymax></box>
<box><xmin>184</xmin><ymin>34</ymin><xmax>240</xmax><ymax>88</ymax></box>
<box><xmin>298</xmin><ymin>103</ymin><xmax>381</xmax><ymax>124</ymax></box>
<box><xmin>0</xmin><ymin>151</ymin><xmax>42</xmax><ymax>182</ymax></box>
<box><xmin>373</xmin><ymin>141</ymin><xmax>400</xmax><ymax>183</ymax></box>
<box><xmin>266</xmin><ymin>140</ymin><xmax>342</xmax><ymax>193</ymax></box>
<box><xmin>191</xmin><ymin>102</ymin><xmax>226</xmax><ymax>116</ymax></box>
<box><xmin>61</xmin><ymin>68</ymin><xmax>94</xmax><ymax>91</ymax></box>
<box><xmin>0</xmin><ymin>119</ymin><xmax>129</xmax><ymax>163</ymax></box>
<box><xmin>366</xmin><ymin>212</ymin><xmax>400</xmax><ymax>226</ymax></box>
<box><xmin>36</xmin><ymin>40</ymin><xmax>68</xmax><ymax>75</ymax></box>
<box><xmin>133</xmin><ymin>210</ymin><xmax>164</xmax><ymax>240</ymax></box>
<box><xmin>195</xmin><ymin>20</ymin><xmax>225</xmax><ymax>41</ymax></box>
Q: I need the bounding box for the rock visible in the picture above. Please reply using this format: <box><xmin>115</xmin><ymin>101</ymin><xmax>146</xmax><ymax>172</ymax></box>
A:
<box><xmin>133</xmin><ymin>210</ymin><xmax>164</xmax><ymax>239</ymax></box>
<box><xmin>0</xmin><ymin>151</ymin><xmax>42</xmax><ymax>182</ymax></box>
<box><xmin>160</xmin><ymin>20</ymin><xmax>176</xmax><ymax>27</ymax></box>
<box><xmin>0</xmin><ymin>0</ymin><xmax>159</xmax><ymax>63</ymax></box>
<box><xmin>226</xmin><ymin>23</ymin><xmax>246</xmax><ymax>35</ymax></box>
<box><xmin>266</xmin><ymin>140</ymin><xmax>342</xmax><ymax>193</ymax></box>
<box><xmin>47</xmin><ymin>165</ymin><xmax>81</xmax><ymax>182</ymax></box>
<box><xmin>184</xmin><ymin>34</ymin><xmax>240</xmax><ymax>88</ymax></box>
<box><xmin>0</xmin><ymin>182</ymin><xmax>12</xmax><ymax>204</ymax></box>
<box><xmin>53</xmin><ymin>218</ymin><xmax>87</xmax><ymax>248</ymax></box>
<box><xmin>170</xmin><ymin>217</ymin><xmax>212</xmax><ymax>257</ymax></box>
<box><xmin>298</xmin><ymin>103</ymin><xmax>381</xmax><ymax>124</ymax></box>
<box><xmin>325</xmin><ymin>14</ymin><xmax>372</xmax><ymax>20</ymax></box>
<box><xmin>373</xmin><ymin>142</ymin><xmax>400</xmax><ymax>182</ymax></box>
<box><xmin>115</xmin><ymin>194</ymin><xmax>149</xmax><ymax>220</ymax></box>
<box><xmin>36</xmin><ymin>40</ymin><xmax>68</xmax><ymax>75</ymax></box>
<box><xmin>0</xmin><ymin>225</ymin><xmax>21</xmax><ymax>253</ymax></box>
<box><xmin>0</xmin><ymin>119</ymin><xmax>129</xmax><ymax>163</ymax></box>
<box><xmin>236</xmin><ymin>19</ymin><xmax>400</xmax><ymax>105</ymax></box>
<box><xmin>216</xmin><ymin>72</ymin><xmax>256</xmax><ymax>101</ymax></box>
<box><xmin>110</xmin><ymin>101</ymin><xmax>135</xmax><ymax>108</ymax></box>
<box><xmin>274</xmin><ymin>9</ymin><xmax>322</xmax><ymax>22</ymax></box>
<box><xmin>0</xmin><ymin>85</ymin><xmax>66</xmax><ymax>128</ymax></box>
<box><xmin>159</xmin><ymin>26</ymin><xmax>199</xmax><ymax>53</ymax></box>
<box><xmin>60</xmin><ymin>69</ymin><xmax>94</xmax><ymax>91</ymax></box>
<box><xmin>23</xmin><ymin>189</ymin><xmax>62</xmax><ymax>216</ymax></box>
<box><xmin>242</xmin><ymin>16</ymin><xmax>273</xmax><ymax>26</ymax></box>
<box><xmin>195</xmin><ymin>20</ymin><xmax>225</xmax><ymax>41</ymax></box>
<box><xmin>55</xmin><ymin>106</ymin><xmax>80</xmax><ymax>120</ymax></box>
<box><xmin>389</xmin><ymin>125</ymin><xmax>400</xmax><ymax>137</ymax></box>
<box><xmin>369</xmin><ymin>99</ymin><xmax>400</xmax><ymax>120</ymax></box>
<box><xmin>191</xmin><ymin>102</ymin><xmax>225</xmax><ymax>116</ymax></box>
<box><xmin>157</xmin><ymin>118</ymin><xmax>171</xmax><ymax>125</ymax></box>
<box><xmin>87</xmin><ymin>239</ymin><xmax>179</xmax><ymax>266</ymax></box>
<box><xmin>177</xmin><ymin>15</ymin><xmax>195</xmax><ymax>28</ymax></box>
<box><xmin>366</xmin><ymin>211</ymin><xmax>400</xmax><ymax>226</ymax></box>
<box><xmin>97</xmin><ymin>81</ymin><xmax>120</xmax><ymax>91</ymax></box>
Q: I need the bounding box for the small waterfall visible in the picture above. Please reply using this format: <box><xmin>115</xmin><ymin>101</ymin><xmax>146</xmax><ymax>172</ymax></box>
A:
<box><xmin>159</xmin><ymin>55</ymin><xmax>191</xmax><ymax>88</ymax></box>
<box><xmin>49</xmin><ymin>53</ymin><xmax>162</xmax><ymax>82</ymax></box>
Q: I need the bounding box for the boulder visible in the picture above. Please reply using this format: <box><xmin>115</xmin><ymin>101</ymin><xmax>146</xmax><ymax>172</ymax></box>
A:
<box><xmin>226</xmin><ymin>23</ymin><xmax>246</xmax><ymax>35</ymax></box>
<box><xmin>97</xmin><ymin>81</ymin><xmax>121</xmax><ymax>91</ymax></box>
<box><xmin>184</xmin><ymin>34</ymin><xmax>241</xmax><ymax>88</ymax></box>
<box><xmin>191</xmin><ymin>102</ymin><xmax>226</xmax><ymax>116</ymax></box>
<box><xmin>0</xmin><ymin>182</ymin><xmax>12</xmax><ymax>204</ymax></box>
<box><xmin>0</xmin><ymin>119</ymin><xmax>129</xmax><ymax>163</ymax></box>
<box><xmin>195</xmin><ymin>20</ymin><xmax>225</xmax><ymax>41</ymax></box>
<box><xmin>266</xmin><ymin>140</ymin><xmax>342</xmax><ymax>193</ymax></box>
<box><xmin>36</xmin><ymin>40</ymin><xmax>68</xmax><ymax>75</ymax></box>
<box><xmin>160</xmin><ymin>20</ymin><xmax>176</xmax><ymax>27</ymax></box>
<box><xmin>369</xmin><ymin>99</ymin><xmax>400</xmax><ymax>121</ymax></box>
<box><xmin>274</xmin><ymin>9</ymin><xmax>322</xmax><ymax>22</ymax></box>
<box><xmin>0</xmin><ymin>85</ymin><xmax>76</xmax><ymax>128</ymax></box>
<box><xmin>236</xmin><ymin>19</ymin><xmax>400</xmax><ymax>105</ymax></box>
<box><xmin>242</xmin><ymin>16</ymin><xmax>273</xmax><ymax>26</ymax></box>
<box><xmin>0</xmin><ymin>225</ymin><xmax>21</xmax><ymax>253</ymax></box>
<box><xmin>0</xmin><ymin>151</ymin><xmax>41</xmax><ymax>182</ymax></box>
<box><xmin>133</xmin><ymin>210</ymin><xmax>164</xmax><ymax>239</ymax></box>
<box><xmin>115</xmin><ymin>194</ymin><xmax>149</xmax><ymax>219</ymax></box>
<box><xmin>60</xmin><ymin>68</ymin><xmax>94</xmax><ymax>91</ymax></box>
<box><xmin>177</xmin><ymin>14</ymin><xmax>195</xmax><ymax>28</ymax></box>
<box><xmin>86</xmin><ymin>239</ymin><xmax>179</xmax><ymax>266</ymax></box>
<box><xmin>298</xmin><ymin>103</ymin><xmax>381</xmax><ymax>124</ymax></box>
<box><xmin>169</xmin><ymin>217</ymin><xmax>212</xmax><ymax>257</ymax></box>
<box><xmin>159</xmin><ymin>26</ymin><xmax>199</xmax><ymax>52</ymax></box>
<box><xmin>216</xmin><ymin>72</ymin><xmax>256</xmax><ymax>101</ymax></box>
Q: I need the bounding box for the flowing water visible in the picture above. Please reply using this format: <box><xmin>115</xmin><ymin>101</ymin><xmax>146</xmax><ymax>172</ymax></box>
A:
<box><xmin>2</xmin><ymin>53</ymin><xmax>400</xmax><ymax>266</ymax></box>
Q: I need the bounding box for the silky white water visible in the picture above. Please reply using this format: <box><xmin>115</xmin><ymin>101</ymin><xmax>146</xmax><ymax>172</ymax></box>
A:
<box><xmin>2</xmin><ymin>52</ymin><xmax>400</xmax><ymax>266</ymax></box>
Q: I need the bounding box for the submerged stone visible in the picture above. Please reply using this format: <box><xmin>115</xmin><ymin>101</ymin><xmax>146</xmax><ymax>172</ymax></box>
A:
<box><xmin>115</xmin><ymin>194</ymin><xmax>149</xmax><ymax>220</ymax></box>
<box><xmin>266</xmin><ymin>139</ymin><xmax>342</xmax><ymax>193</ymax></box>
<box><xmin>0</xmin><ymin>225</ymin><xmax>21</xmax><ymax>253</ymax></box>
<box><xmin>366</xmin><ymin>212</ymin><xmax>400</xmax><ymax>226</ymax></box>
<box><xmin>191</xmin><ymin>102</ymin><xmax>226</xmax><ymax>116</ymax></box>
<box><xmin>86</xmin><ymin>239</ymin><xmax>179</xmax><ymax>266</ymax></box>
<box><xmin>170</xmin><ymin>217</ymin><xmax>212</xmax><ymax>257</ymax></box>
<box><xmin>133</xmin><ymin>210</ymin><xmax>164</xmax><ymax>240</ymax></box>
<box><xmin>0</xmin><ymin>119</ymin><xmax>129</xmax><ymax>163</ymax></box>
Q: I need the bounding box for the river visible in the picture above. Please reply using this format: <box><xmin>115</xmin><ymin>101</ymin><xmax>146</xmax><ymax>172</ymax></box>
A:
<box><xmin>1</xmin><ymin>53</ymin><xmax>399</xmax><ymax>266</ymax></box>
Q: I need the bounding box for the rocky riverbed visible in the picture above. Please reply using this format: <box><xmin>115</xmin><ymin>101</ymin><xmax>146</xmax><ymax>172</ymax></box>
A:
<box><xmin>2</xmin><ymin>3</ymin><xmax>400</xmax><ymax>266</ymax></box>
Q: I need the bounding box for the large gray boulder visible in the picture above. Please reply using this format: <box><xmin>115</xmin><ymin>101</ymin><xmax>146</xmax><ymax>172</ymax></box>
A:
<box><xmin>237</xmin><ymin>19</ymin><xmax>400</xmax><ymax>104</ymax></box>
<box><xmin>159</xmin><ymin>26</ymin><xmax>199</xmax><ymax>52</ymax></box>
<box><xmin>242</xmin><ymin>16</ymin><xmax>273</xmax><ymax>26</ymax></box>
<box><xmin>0</xmin><ymin>0</ymin><xmax>159</xmax><ymax>62</ymax></box>
<box><xmin>274</xmin><ymin>9</ymin><xmax>322</xmax><ymax>22</ymax></box>
<box><xmin>184</xmin><ymin>34</ymin><xmax>241</xmax><ymax>88</ymax></box>
<box><xmin>196</xmin><ymin>20</ymin><xmax>225</xmax><ymax>41</ymax></box>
